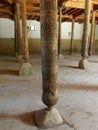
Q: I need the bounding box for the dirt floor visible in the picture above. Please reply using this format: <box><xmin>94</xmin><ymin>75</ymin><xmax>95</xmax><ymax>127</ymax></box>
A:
<box><xmin>0</xmin><ymin>53</ymin><xmax>98</xmax><ymax>130</ymax></box>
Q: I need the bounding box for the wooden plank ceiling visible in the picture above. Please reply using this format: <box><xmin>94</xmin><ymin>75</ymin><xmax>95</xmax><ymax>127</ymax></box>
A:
<box><xmin>0</xmin><ymin>0</ymin><xmax>98</xmax><ymax>23</ymax></box>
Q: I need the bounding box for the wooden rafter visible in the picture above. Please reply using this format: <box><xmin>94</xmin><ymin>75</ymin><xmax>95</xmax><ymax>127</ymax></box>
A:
<box><xmin>0</xmin><ymin>0</ymin><xmax>97</xmax><ymax>23</ymax></box>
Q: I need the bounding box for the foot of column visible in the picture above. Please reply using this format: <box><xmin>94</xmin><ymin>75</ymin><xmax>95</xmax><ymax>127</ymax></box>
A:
<box><xmin>79</xmin><ymin>58</ymin><xmax>89</xmax><ymax>69</ymax></box>
<box><xmin>18</xmin><ymin>55</ymin><xmax>24</xmax><ymax>63</ymax></box>
<box><xmin>15</xmin><ymin>52</ymin><xmax>18</xmax><ymax>59</ymax></box>
<box><xmin>34</xmin><ymin>107</ymin><xmax>63</xmax><ymax>128</ymax></box>
<box><xmin>19</xmin><ymin>62</ymin><xmax>33</xmax><ymax>76</ymax></box>
<box><xmin>58</xmin><ymin>54</ymin><xmax>63</xmax><ymax>59</ymax></box>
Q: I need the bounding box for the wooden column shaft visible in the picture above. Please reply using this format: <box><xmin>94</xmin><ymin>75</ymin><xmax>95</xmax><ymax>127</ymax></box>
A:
<box><xmin>69</xmin><ymin>19</ymin><xmax>75</xmax><ymax>54</ymax></box>
<box><xmin>81</xmin><ymin>0</ymin><xmax>91</xmax><ymax>58</ymax></box>
<box><xmin>58</xmin><ymin>7</ymin><xmax>62</xmax><ymax>55</ymax></box>
<box><xmin>93</xmin><ymin>21</ymin><xmax>97</xmax><ymax>53</ymax></box>
<box><xmin>41</xmin><ymin>0</ymin><xmax>58</xmax><ymax>108</ymax></box>
<box><xmin>88</xmin><ymin>11</ymin><xmax>95</xmax><ymax>55</ymax></box>
<box><xmin>14</xmin><ymin>14</ymin><xmax>19</xmax><ymax>53</ymax></box>
<box><xmin>16</xmin><ymin>2</ymin><xmax>22</xmax><ymax>55</ymax></box>
<box><xmin>21</xmin><ymin>0</ymin><xmax>29</xmax><ymax>62</ymax></box>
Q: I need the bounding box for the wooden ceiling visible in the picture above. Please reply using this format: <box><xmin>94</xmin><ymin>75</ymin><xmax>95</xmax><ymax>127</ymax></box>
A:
<box><xmin>0</xmin><ymin>0</ymin><xmax>98</xmax><ymax>23</ymax></box>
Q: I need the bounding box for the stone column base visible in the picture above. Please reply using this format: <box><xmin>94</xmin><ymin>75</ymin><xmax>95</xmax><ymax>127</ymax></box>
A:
<box><xmin>18</xmin><ymin>55</ymin><xmax>24</xmax><ymax>63</ymax></box>
<box><xmin>19</xmin><ymin>62</ymin><xmax>33</xmax><ymax>76</ymax></box>
<box><xmin>79</xmin><ymin>58</ymin><xmax>89</xmax><ymax>69</ymax></box>
<box><xmin>58</xmin><ymin>54</ymin><xmax>63</xmax><ymax>59</ymax></box>
<box><xmin>34</xmin><ymin>107</ymin><xmax>63</xmax><ymax>128</ymax></box>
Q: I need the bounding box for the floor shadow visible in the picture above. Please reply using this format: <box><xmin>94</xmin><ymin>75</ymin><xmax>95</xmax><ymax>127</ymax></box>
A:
<box><xmin>58</xmin><ymin>83</ymin><xmax>98</xmax><ymax>91</ymax></box>
<box><xmin>0</xmin><ymin>109</ymin><xmax>50</xmax><ymax>128</ymax></box>
<box><xmin>18</xmin><ymin>111</ymin><xmax>37</xmax><ymax>126</ymax></box>
<box><xmin>0</xmin><ymin>111</ymin><xmax>37</xmax><ymax>127</ymax></box>
<box><xmin>18</xmin><ymin>108</ymin><xmax>47</xmax><ymax>127</ymax></box>
<box><xmin>0</xmin><ymin>108</ymin><xmax>65</xmax><ymax>128</ymax></box>
<box><xmin>60</xmin><ymin>65</ymin><xmax>79</xmax><ymax>69</ymax></box>
<box><xmin>0</xmin><ymin>70</ymin><xmax>19</xmax><ymax>76</ymax></box>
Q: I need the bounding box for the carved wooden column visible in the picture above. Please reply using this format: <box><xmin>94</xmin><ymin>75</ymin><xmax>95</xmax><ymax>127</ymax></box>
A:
<box><xmin>15</xmin><ymin>0</ymin><xmax>23</xmax><ymax>62</ymax></box>
<box><xmin>79</xmin><ymin>0</ymin><xmax>91</xmax><ymax>69</ymax></box>
<box><xmin>21</xmin><ymin>0</ymin><xmax>28</xmax><ymax>62</ymax></box>
<box><xmin>19</xmin><ymin>0</ymin><xmax>33</xmax><ymax>76</ymax></box>
<box><xmin>93</xmin><ymin>21</ymin><xmax>97</xmax><ymax>53</ymax></box>
<box><xmin>14</xmin><ymin>13</ymin><xmax>19</xmax><ymax>56</ymax></box>
<box><xmin>88</xmin><ymin>10</ymin><xmax>95</xmax><ymax>56</ymax></box>
<box><xmin>35</xmin><ymin>0</ymin><xmax>63</xmax><ymax>128</ymax></box>
<box><xmin>69</xmin><ymin>19</ymin><xmax>75</xmax><ymax>54</ymax></box>
<box><xmin>58</xmin><ymin>7</ymin><xmax>63</xmax><ymax>58</ymax></box>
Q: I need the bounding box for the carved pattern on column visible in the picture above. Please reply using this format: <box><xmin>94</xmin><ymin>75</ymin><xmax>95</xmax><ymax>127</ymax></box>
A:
<box><xmin>40</xmin><ymin>0</ymin><xmax>58</xmax><ymax>108</ymax></box>
<box><xmin>40</xmin><ymin>0</ymin><xmax>57</xmax><ymax>12</ymax></box>
<box><xmin>58</xmin><ymin>7</ymin><xmax>62</xmax><ymax>55</ymax></box>
<box><xmin>41</xmin><ymin>23</ymin><xmax>58</xmax><ymax>40</ymax></box>
<box><xmin>41</xmin><ymin>48</ymin><xmax>57</xmax><ymax>65</ymax></box>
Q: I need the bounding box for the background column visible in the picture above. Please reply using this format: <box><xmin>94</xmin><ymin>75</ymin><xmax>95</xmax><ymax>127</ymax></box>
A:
<box><xmin>88</xmin><ymin>10</ymin><xmax>95</xmax><ymax>56</ymax></box>
<box><xmin>19</xmin><ymin>0</ymin><xmax>33</xmax><ymax>76</ymax></box>
<box><xmin>14</xmin><ymin>12</ymin><xmax>19</xmax><ymax>57</ymax></box>
<box><xmin>69</xmin><ymin>18</ymin><xmax>75</xmax><ymax>55</ymax></box>
<box><xmin>15</xmin><ymin>0</ymin><xmax>23</xmax><ymax>62</ymax></box>
<box><xmin>58</xmin><ymin>7</ymin><xmax>63</xmax><ymax>58</ymax></box>
<box><xmin>79</xmin><ymin>0</ymin><xmax>91</xmax><ymax>69</ymax></box>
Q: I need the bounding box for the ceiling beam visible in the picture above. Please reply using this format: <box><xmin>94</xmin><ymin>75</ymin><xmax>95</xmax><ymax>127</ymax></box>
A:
<box><xmin>0</xmin><ymin>8</ymin><xmax>12</xmax><ymax>15</ymax></box>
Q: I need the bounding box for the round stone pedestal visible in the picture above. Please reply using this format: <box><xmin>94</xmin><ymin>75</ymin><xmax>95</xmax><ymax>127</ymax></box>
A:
<box><xmin>19</xmin><ymin>62</ymin><xmax>33</xmax><ymax>76</ymax></box>
<box><xmin>34</xmin><ymin>107</ymin><xmax>63</xmax><ymax>128</ymax></box>
<box><xmin>79</xmin><ymin>58</ymin><xmax>89</xmax><ymax>69</ymax></box>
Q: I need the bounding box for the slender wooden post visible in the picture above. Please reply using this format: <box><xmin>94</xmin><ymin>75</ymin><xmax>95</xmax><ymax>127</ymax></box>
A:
<box><xmin>88</xmin><ymin>10</ymin><xmax>95</xmax><ymax>56</ymax></box>
<box><xmin>93</xmin><ymin>21</ymin><xmax>97</xmax><ymax>53</ymax></box>
<box><xmin>16</xmin><ymin>1</ymin><xmax>21</xmax><ymax>55</ymax></box>
<box><xmin>69</xmin><ymin>19</ymin><xmax>75</xmax><ymax>54</ymax></box>
<box><xmin>15</xmin><ymin>0</ymin><xmax>23</xmax><ymax>62</ymax></box>
<box><xmin>82</xmin><ymin>0</ymin><xmax>91</xmax><ymax>58</ymax></box>
<box><xmin>14</xmin><ymin>13</ymin><xmax>19</xmax><ymax>55</ymax></box>
<box><xmin>21</xmin><ymin>0</ymin><xmax>29</xmax><ymax>62</ymax></box>
<box><xmin>35</xmin><ymin>0</ymin><xmax>63</xmax><ymax>128</ymax></box>
<box><xmin>19</xmin><ymin>0</ymin><xmax>33</xmax><ymax>76</ymax></box>
<box><xmin>79</xmin><ymin>0</ymin><xmax>91</xmax><ymax>69</ymax></box>
<box><xmin>58</xmin><ymin>7</ymin><xmax>62</xmax><ymax>56</ymax></box>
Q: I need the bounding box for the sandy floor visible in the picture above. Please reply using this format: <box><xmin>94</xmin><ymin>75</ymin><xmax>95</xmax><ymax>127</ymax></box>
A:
<box><xmin>0</xmin><ymin>53</ymin><xmax>98</xmax><ymax>130</ymax></box>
